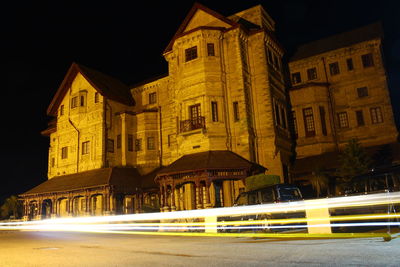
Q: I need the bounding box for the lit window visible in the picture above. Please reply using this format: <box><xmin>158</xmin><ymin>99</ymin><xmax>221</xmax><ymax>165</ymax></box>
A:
<box><xmin>185</xmin><ymin>46</ymin><xmax>198</xmax><ymax>62</ymax></box>
<box><xmin>307</xmin><ymin>68</ymin><xmax>317</xmax><ymax>80</ymax></box>
<box><xmin>61</xmin><ymin>147</ymin><xmax>68</xmax><ymax>159</ymax></box>
<box><xmin>107</xmin><ymin>139</ymin><xmax>114</xmax><ymax>153</ymax></box>
<box><xmin>329</xmin><ymin>62</ymin><xmax>340</xmax><ymax>75</ymax></box>
<box><xmin>117</xmin><ymin>134</ymin><xmax>121</xmax><ymax>149</ymax></box>
<box><xmin>233</xmin><ymin>102</ymin><xmax>240</xmax><ymax>121</ymax></box>
<box><xmin>303</xmin><ymin>108</ymin><xmax>315</xmax><ymax>137</ymax></box>
<box><xmin>357</xmin><ymin>87</ymin><xmax>368</xmax><ymax>98</ymax></box>
<box><xmin>80</xmin><ymin>95</ymin><xmax>85</xmax><ymax>106</ymax></box>
<box><xmin>149</xmin><ymin>92</ymin><xmax>157</xmax><ymax>104</ymax></box>
<box><xmin>292</xmin><ymin>72</ymin><xmax>301</xmax><ymax>84</ymax></box>
<box><xmin>337</xmin><ymin>112</ymin><xmax>349</xmax><ymax>128</ymax></box>
<box><xmin>95</xmin><ymin>92</ymin><xmax>99</xmax><ymax>103</ymax></box>
<box><xmin>135</xmin><ymin>139</ymin><xmax>142</xmax><ymax>151</ymax></box>
<box><xmin>207</xmin><ymin>43</ymin><xmax>215</xmax><ymax>56</ymax></box>
<box><xmin>147</xmin><ymin>137</ymin><xmax>155</xmax><ymax>150</ymax></box>
<box><xmin>356</xmin><ymin>110</ymin><xmax>365</xmax><ymax>126</ymax></box>
<box><xmin>347</xmin><ymin>58</ymin><xmax>354</xmax><ymax>70</ymax></box>
<box><xmin>362</xmin><ymin>53</ymin><xmax>374</xmax><ymax>68</ymax></box>
<box><xmin>71</xmin><ymin>97</ymin><xmax>78</xmax><ymax>108</ymax></box>
<box><xmin>211</xmin><ymin>101</ymin><xmax>218</xmax><ymax>122</ymax></box>
<box><xmin>370</xmin><ymin>107</ymin><xmax>383</xmax><ymax>124</ymax></box>
<box><xmin>60</xmin><ymin>105</ymin><xmax>64</xmax><ymax>116</ymax></box>
<box><xmin>128</xmin><ymin>134</ymin><xmax>133</xmax><ymax>152</ymax></box>
<box><xmin>82</xmin><ymin>141</ymin><xmax>90</xmax><ymax>155</ymax></box>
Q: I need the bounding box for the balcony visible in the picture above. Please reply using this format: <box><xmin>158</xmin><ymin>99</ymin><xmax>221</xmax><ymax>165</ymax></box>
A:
<box><xmin>180</xmin><ymin>116</ymin><xmax>206</xmax><ymax>133</ymax></box>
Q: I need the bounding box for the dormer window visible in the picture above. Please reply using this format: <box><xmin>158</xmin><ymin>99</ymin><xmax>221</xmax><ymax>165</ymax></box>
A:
<box><xmin>185</xmin><ymin>46</ymin><xmax>198</xmax><ymax>62</ymax></box>
<box><xmin>71</xmin><ymin>97</ymin><xmax>78</xmax><ymax>108</ymax></box>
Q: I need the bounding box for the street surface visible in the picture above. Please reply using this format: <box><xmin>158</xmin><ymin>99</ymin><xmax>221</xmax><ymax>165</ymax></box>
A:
<box><xmin>0</xmin><ymin>230</ymin><xmax>398</xmax><ymax>266</ymax></box>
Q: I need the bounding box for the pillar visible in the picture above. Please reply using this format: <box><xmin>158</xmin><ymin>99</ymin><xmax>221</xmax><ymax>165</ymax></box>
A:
<box><xmin>170</xmin><ymin>185</ymin><xmax>176</xmax><ymax>211</ymax></box>
<box><xmin>223</xmin><ymin>180</ymin><xmax>233</xmax><ymax>207</ymax></box>
<box><xmin>203</xmin><ymin>182</ymin><xmax>211</xmax><ymax>208</ymax></box>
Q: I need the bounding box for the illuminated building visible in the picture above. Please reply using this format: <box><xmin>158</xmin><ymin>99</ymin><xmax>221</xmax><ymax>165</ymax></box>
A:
<box><xmin>289</xmin><ymin>22</ymin><xmax>399</xmax><ymax>189</ymax></box>
<box><xmin>20</xmin><ymin>4</ymin><xmax>398</xmax><ymax>218</ymax></box>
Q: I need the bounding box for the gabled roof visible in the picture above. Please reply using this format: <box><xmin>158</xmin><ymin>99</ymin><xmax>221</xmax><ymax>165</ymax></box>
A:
<box><xmin>163</xmin><ymin>3</ymin><xmax>238</xmax><ymax>54</ymax></box>
<box><xmin>157</xmin><ymin>150</ymin><xmax>266</xmax><ymax>176</ymax></box>
<box><xmin>290</xmin><ymin>22</ymin><xmax>383</xmax><ymax>62</ymax></box>
<box><xmin>21</xmin><ymin>167</ymin><xmax>142</xmax><ymax>195</ymax></box>
<box><xmin>47</xmin><ymin>62</ymin><xmax>134</xmax><ymax>116</ymax></box>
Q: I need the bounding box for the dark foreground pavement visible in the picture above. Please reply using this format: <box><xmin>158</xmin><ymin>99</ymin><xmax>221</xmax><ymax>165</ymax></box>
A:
<box><xmin>0</xmin><ymin>230</ymin><xmax>399</xmax><ymax>266</ymax></box>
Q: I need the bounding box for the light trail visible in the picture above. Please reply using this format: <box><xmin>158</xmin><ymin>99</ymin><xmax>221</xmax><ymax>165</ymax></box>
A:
<box><xmin>1</xmin><ymin>192</ymin><xmax>399</xmax><ymax>239</ymax></box>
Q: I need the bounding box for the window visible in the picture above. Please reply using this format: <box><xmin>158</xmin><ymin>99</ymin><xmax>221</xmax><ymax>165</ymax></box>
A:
<box><xmin>147</xmin><ymin>137</ymin><xmax>155</xmax><ymax>150</ymax></box>
<box><xmin>71</xmin><ymin>96</ymin><xmax>78</xmax><ymax>108</ymax></box>
<box><xmin>185</xmin><ymin>46</ymin><xmax>198</xmax><ymax>62</ymax></box>
<box><xmin>337</xmin><ymin>112</ymin><xmax>349</xmax><ymax>128</ymax></box>
<box><xmin>94</xmin><ymin>92</ymin><xmax>99</xmax><ymax>103</ymax></box>
<box><xmin>307</xmin><ymin>67</ymin><xmax>317</xmax><ymax>80</ymax></box>
<box><xmin>319</xmin><ymin>106</ymin><xmax>327</xmax><ymax>136</ymax></box>
<box><xmin>370</xmin><ymin>107</ymin><xmax>383</xmax><ymax>124</ymax></box>
<box><xmin>128</xmin><ymin>134</ymin><xmax>133</xmax><ymax>151</ymax></box>
<box><xmin>80</xmin><ymin>95</ymin><xmax>85</xmax><ymax>106</ymax></box>
<box><xmin>357</xmin><ymin>87</ymin><xmax>368</xmax><ymax>98</ymax></box>
<box><xmin>117</xmin><ymin>134</ymin><xmax>121</xmax><ymax>149</ymax></box>
<box><xmin>189</xmin><ymin>104</ymin><xmax>201</xmax><ymax>120</ymax></box>
<box><xmin>59</xmin><ymin>105</ymin><xmax>64</xmax><ymax>116</ymax></box>
<box><xmin>61</xmin><ymin>147</ymin><xmax>68</xmax><ymax>159</ymax></box>
<box><xmin>135</xmin><ymin>139</ymin><xmax>142</xmax><ymax>151</ymax></box>
<box><xmin>51</xmin><ymin>158</ymin><xmax>55</xmax><ymax>168</ymax></box>
<box><xmin>356</xmin><ymin>110</ymin><xmax>365</xmax><ymax>126</ymax></box>
<box><xmin>329</xmin><ymin>62</ymin><xmax>340</xmax><ymax>75</ymax></box>
<box><xmin>207</xmin><ymin>43</ymin><xmax>215</xmax><ymax>56</ymax></box>
<box><xmin>233</xmin><ymin>101</ymin><xmax>240</xmax><ymax>121</ymax></box>
<box><xmin>291</xmin><ymin>111</ymin><xmax>298</xmax><ymax>138</ymax></box>
<box><xmin>149</xmin><ymin>92</ymin><xmax>157</xmax><ymax>104</ymax></box>
<box><xmin>362</xmin><ymin>53</ymin><xmax>374</xmax><ymax>68</ymax></box>
<box><xmin>291</xmin><ymin>72</ymin><xmax>301</xmax><ymax>84</ymax></box>
<box><xmin>211</xmin><ymin>101</ymin><xmax>218</xmax><ymax>122</ymax></box>
<box><xmin>280</xmin><ymin>107</ymin><xmax>287</xmax><ymax>129</ymax></box>
<box><xmin>82</xmin><ymin>141</ymin><xmax>90</xmax><ymax>155</ymax></box>
<box><xmin>168</xmin><ymin>134</ymin><xmax>174</xmax><ymax>147</ymax></box>
<box><xmin>274</xmin><ymin>104</ymin><xmax>281</xmax><ymax>126</ymax></box>
<box><xmin>303</xmin><ymin>108</ymin><xmax>315</xmax><ymax>137</ymax></box>
<box><xmin>107</xmin><ymin>139</ymin><xmax>114</xmax><ymax>153</ymax></box>
<box><xmin>346</xmin><ymin>58</ymin><xmax>354</xmax><ymax>71</ymax></box>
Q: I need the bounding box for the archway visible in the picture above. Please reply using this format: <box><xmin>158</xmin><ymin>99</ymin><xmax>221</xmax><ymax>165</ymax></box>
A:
<box><xmin>90</xmin><ymin>194</ymin><xmax>103</xmax><ymax>216</ymax></box>
<box><xmin>72</xmin><ymin>196</ymin><xmax>85</xmax><ymax>216</ymax></box>
<box><xmin>57</xmin><ymin>198</ymin><xmax>68</xmax><ymax>217</ymax></box>
<box><xmin>28</xmin><ymin>200</ymin><xmax>38</xmax><ymax>220</ymax></box>
<box><xmin>41</xmin><ymin>199</ymin><xmax>52</xmax><ymax>219</ymax></box>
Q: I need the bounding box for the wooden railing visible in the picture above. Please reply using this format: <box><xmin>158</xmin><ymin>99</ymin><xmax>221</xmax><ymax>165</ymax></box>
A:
<box><xmin>180</xmin><ymin>116</ymin><xmax>205</xmax><ymax>133</ymax></box>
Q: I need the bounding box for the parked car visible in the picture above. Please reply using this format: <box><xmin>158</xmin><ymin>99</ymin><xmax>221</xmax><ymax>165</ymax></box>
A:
<box><xmin>221</xmin><ymin>184</ymin><xmax>304</xmax><ymax>233</ymax></box>
<box><xmin>234</xmin><ymin>183</ymin><xmax>303</xmax><ymax>206</ymax></box>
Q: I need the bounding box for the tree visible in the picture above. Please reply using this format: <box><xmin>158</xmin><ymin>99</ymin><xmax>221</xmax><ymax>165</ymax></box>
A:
<box><xmin>1</xmin><ymin>195</ymin><xmax>21</xmax><ymax>219</ymax></box>
<box><xmin>310</xmin><ymin>166</ymin><xmax>330</xmax><ymax>197</ymax></box>
<box><xmin>337</xmin><ymin>139</ymin><xmax>371</xmax><ymax>183</ymax></box>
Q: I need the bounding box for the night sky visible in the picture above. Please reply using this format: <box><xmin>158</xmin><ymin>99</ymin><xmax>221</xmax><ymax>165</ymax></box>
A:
<box><xmin>2</xmin><ymin>0</ymin><xmax>400</xmax><ymax>202</ymax></box>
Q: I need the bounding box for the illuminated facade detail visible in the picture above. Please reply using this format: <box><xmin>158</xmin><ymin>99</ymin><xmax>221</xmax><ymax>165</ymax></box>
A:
<box><xmin>289</xmin><ymin>22</ymin><xmax>399</xmax><ymax>179</ymax></box>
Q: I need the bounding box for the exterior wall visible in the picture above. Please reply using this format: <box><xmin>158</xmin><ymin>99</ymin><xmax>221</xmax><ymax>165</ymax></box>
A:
<box><xmin>47</xmin><ymin>73</ymin><xmax>136</xmax><ymax>178</ymax></box>
<box><xmin>48</xmin><ymin>73</ymin><xmax>105</xmax><ymax>177</ymax></box>
<box><xmin>131</xmin><ymin>7</ymin><xmax>293</xmax><ymax>180</ymax></box>
<box><xmin>289</xmin><ymin>39</ymin><xmax>398</xmax><ymax>158</ymax></box>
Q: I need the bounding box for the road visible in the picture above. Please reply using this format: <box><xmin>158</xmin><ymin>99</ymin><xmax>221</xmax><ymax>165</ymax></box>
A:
<box><xmin>0</xmin><ymin>230</ymin><xmax>399</xmax><ymax>266</ymax></box>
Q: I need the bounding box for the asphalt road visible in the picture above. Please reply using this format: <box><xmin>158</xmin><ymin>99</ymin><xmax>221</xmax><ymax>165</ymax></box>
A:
<box><xmin>0</xmin><ymin>230</ymin><xmax>399</xmax><ymax>267</ymax></box>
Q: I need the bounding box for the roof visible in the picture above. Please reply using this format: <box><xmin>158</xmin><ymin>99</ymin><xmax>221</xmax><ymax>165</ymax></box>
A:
<box><xmin>47</xmin><ymin>62</ymin><xmax>134</xmax><ymax>116</ymax></box>
<box><xmin>21</xmin><ymin>167</ymin><xmax>142</xmax><ymax>195</ymax></box>
<box><xmin>157</xmin><ymin>150</ymin><xmax>266</xmax><ymax>176</ymax></box>
<box><xmin>163</xmin><ymin>3</ymin><xmax>238</xmax><ymax>54</ymax></box>
<box><xmin>290</xmin><ymin>22</ymin><xmax>383</xmax><ymax>62</ymax></box>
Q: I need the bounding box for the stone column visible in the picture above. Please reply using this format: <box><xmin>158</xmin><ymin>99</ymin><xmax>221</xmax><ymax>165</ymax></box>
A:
<box><xmin>203</xmin><ymin>182</ymin><xmax>211</xmax><ymax>209</ymax></box>
<box><xmin>195</xmin><ymin>182</ymin><xmax>202</xmax><ymax>209</ymax></box>
<box><xmin>170</xmin><ymin>184</ymin><xmax>176</xmax><ymax>211</ymax></box>
<box><xmin>222</xmin><ymin>180</ymin><xmax>233</xmax><ymax>207</ymax></box>
<box><xmin>179</xmin><ymin>186</ymin><xmax>184</xmax><ymax>211</ymax></box>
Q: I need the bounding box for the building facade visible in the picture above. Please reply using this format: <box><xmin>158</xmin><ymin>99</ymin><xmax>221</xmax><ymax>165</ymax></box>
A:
<box><xmin>20</xmin><ymin>4</ymin><xmax>398</xmax><ymax>218</ymax></box>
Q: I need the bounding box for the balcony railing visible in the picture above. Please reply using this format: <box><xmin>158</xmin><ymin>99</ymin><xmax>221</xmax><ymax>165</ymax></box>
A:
<box><xmin>180</xmin><ymin>116</ymin><xmax>206</xmax><ymax>133</ymax></box>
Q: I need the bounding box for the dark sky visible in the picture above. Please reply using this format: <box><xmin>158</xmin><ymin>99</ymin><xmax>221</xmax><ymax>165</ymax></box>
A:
<box><xmin>2</xmin><ymin>0</ymin><xmax>400</xmax><ymax>201</ymax></box>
